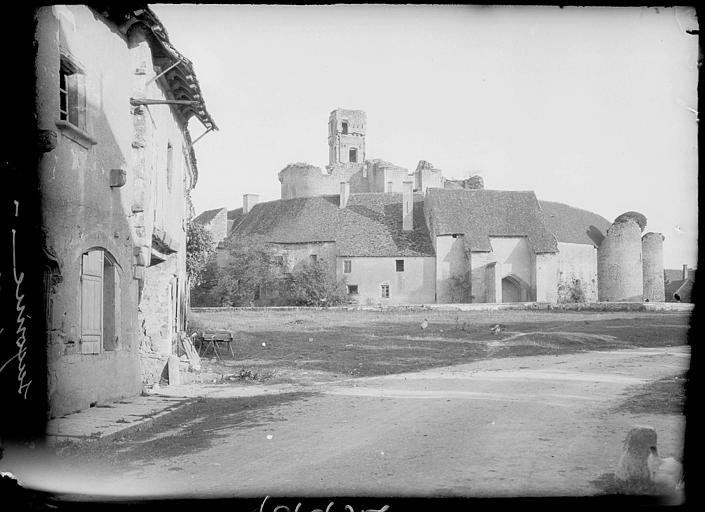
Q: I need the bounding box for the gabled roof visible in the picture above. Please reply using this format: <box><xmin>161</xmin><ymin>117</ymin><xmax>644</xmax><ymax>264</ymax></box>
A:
<box><xmin>664</xmin><ymin>269</ymin><xmax>685</xmax><ymax>283</ymax></box>
<box><xmin>425</xmin><ymin>189</ymin><xmax>558</xmax><ymax>253</ymax></box>
<box><xmin>231</xmin><ymin>193</ymin><xmax>435</xmax><ymax>257</ymax></box>
<box><xmin>95</xmin><ymin>5</ymin><xmax>217</xmax><ymax>132</ymax></box>
<box><xmin>227</xmin><ymin>207</ymin><xmax>245</xmax><ymax>234</ymax></box>
<box><xmin>539</xmin><ymin>200</ymin><xmax>611</xmax><ymax>247</ymax></box>
<box><xmin>193</xmin><ymin>207</ymin><xmax>226</xmax><ymax>226</ymax></box>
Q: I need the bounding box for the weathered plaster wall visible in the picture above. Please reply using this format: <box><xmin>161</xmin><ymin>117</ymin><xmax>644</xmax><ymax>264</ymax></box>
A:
<box><xmin>490</xmin><ymin>237</ymin><xmax>533</xmax><ymax>291</ymax></box>
<box><xmin>131</xmin><ymin>25</ymin><xmax>193</xmax><ymax>381</ymax></box>
<box><xmin>642</xmin><ymin>232</ymin><xmax>666</xmax><ymax>302</ymax></box>
<box><xmin>275</xmin><ymin>242</ymin><xmax>338</xmax><ymax>273</ymax></box>
<box><xmin>466</xmin><ymin>237</ymin><xmax>547</xmax><ymax>303</ymax></box>
<box><xmin>533</xmin><ymin>252</ymin><xmax>559</xmax><ymax>303</ymax></box>
<box><xmin>35</xmin><ymin>6</ymin><xmax>145</xmax><ymax>416</ymax></box>
<box><xmin>597</xmin><ymin>219</ymin><xmax>644</xmax><ymax>302</ymax></box>
<box><xmin>338</xmin><ymin>257</ymin><xmax>436</xmax><ymax>305</ymax></box>
<box><xmin>35</xmin><ymin>6</ymin><xmax>194</xmax><ymax>416</ymax></box>
<box><xmin>436</xmin><ymin>235</ymin><xmax>470</xmax><ymax>303</ymax></box>
<box><xmin>555</xmin><ymin>242</ymin><xmax>599</xmax><ymax>302</ymax></box>
<box><xmin>469</xmin><ymin>252</ymin><xmax>496</xmax><ymax>303</ymax></box>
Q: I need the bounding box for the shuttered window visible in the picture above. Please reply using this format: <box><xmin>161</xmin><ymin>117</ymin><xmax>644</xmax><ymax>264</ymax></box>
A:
<box><xmin>81</xmin><ymin>249</ymin><xmax>120</xmax><ymax>353</ymax></box>
<box><xmin>60</xmin><ymin>56</ymin><xmax>87</xmax><ymax>131</ymax></box>
<box><xmin>81</xmin><ymin>250</ymin><xmax>103</xmax><ymax>354</ymax></box>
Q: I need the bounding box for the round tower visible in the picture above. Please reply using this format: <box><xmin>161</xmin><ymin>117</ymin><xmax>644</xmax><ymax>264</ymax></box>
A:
<box><xmin>597</xmin><ymin>215</ymin><xmax>644</xmax><ymax>302</ymax></box>
<box><xmin>328</xmin><ymin>109</ymin><xmax>366</xmax><ymax>166</ymax></box>
<box><xmin>642</xmin><ymin>232</ymin><xmax>665</xmax><ymax>302</ymax></box>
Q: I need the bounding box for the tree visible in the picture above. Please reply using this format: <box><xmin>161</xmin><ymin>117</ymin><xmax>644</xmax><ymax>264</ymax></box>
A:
<box><xmin>285</xmin><ymin>259</ymin><xmax>349</xmax><ymax>306</ymax></box>
<box><xmin>186</xmin><ymin>222</ymin><xmax>216</xmax><ymax>288</ymax></box>
<box><xmin>557</xmin><ymin>277</ymin><xmax>587</xmax><ymax>303</ymax></box>
<box><xmin>212</xmin><ymin>235</ymin><xmax>286</xmax><ymax>306</ymax></box>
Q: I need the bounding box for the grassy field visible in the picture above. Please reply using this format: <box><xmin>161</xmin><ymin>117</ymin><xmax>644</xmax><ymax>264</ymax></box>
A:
<box><xmin>188</xmin><ymin>309</ymin><xmax>691</xmax><ymax>381</ymax></box>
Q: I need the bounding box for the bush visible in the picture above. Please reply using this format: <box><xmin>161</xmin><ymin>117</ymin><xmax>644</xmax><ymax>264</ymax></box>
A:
<box><xmin>284</xmin><ymin>260</ymin><xmax>349</xmax><ymax>306</ymax></box>
<box><xmin>186</xmin><ymin>222</ymin><xmax>217</xmax><ymax>288</ymax></box>
<box><xmin>210</xmin><ymin>235</ymin><xmax>287</xmax><ymax>306</ymax></box>
<box><xmin>557</xmin><ymin>277</ymin><xmax>587</xmax><ymax>303</ymax></box>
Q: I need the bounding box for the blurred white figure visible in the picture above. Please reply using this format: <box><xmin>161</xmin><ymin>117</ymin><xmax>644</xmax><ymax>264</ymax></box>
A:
<box><xmin>648</xmin><ymin>446</ymin><xmax>684</xmax><ymax>494</ymax></box>
<box><xmin>420</xmin><ymin>319</ymin><xmax>428</xmax><ymax>330</ymax></box>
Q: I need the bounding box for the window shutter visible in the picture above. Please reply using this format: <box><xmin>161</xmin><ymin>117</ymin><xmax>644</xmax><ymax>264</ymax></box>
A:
<box><xmin>113</xmin><ymin>268</ymin><xmax>121</xmax><ymax>347</ymax></box>
<box><xmin>67</xmin><ymin>73</ymin><xmax>87</xmax><ymax>130</ymax></box>
<box><xmin>81</xmin><ymin>250</ymin><xmax>103</xmax><ymax>354</ymax></box>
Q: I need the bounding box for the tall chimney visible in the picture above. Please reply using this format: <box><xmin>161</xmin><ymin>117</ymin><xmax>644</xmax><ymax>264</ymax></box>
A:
<box><xmin>243</xmin><ymin>193</ymin><xmax>259</xmax><ymax>215</ymax></box>
<box><xmin>339</xmin><ymin>181</ymin><xmax>350</xmax><ymax>209</ymax></box>
<box><xmin>683</xmin><ymin>264</ymin><xmax>688</xmax><ymax>281</ymax></box>
<box><xmin>402</xmin><ymin>181</ymin><xmax>413</xmax><ymax>231</ymax></box>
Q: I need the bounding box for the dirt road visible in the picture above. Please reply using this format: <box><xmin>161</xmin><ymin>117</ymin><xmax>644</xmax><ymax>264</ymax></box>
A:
<box><xmin>11</xmin><ymin>346</ymin><xmax>690</xmax><ymax>498</ymax></box>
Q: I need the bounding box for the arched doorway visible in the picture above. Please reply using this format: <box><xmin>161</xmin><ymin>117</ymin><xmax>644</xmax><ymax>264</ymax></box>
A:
<box><xmin>501</xmin><ymin>275</ymin><xmax>526</xmax><ymax>303</ymax></box>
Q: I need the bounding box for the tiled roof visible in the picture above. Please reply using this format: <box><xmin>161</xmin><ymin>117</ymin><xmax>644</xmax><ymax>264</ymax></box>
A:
<box><xmin>193</xmin><ymin>207</ymin><xmax>226</xmax><ymax>225</ymax></box>
<box><xmin>664</xmin><ymin>269</ymin><xmax>684</xmax><ymax>283</ymax></box>
<box><xmin>227</xmin><ymin>207</ymin><xmax>245</xmax><ymax>233</ymax></box>
<box><xmin>425</xmin><ymin>189</ymin><xmax>558</xmax><ymax>253</ymax></box>
<box><xmin>539</xmin><ymin>200</ymin><xmax>612</xmax><ymax>247</ymax></box>
<box><xmin>665</xmin><ymin>279</ymin><xmax>693</xmax><ymax>302</ymax></box>
<box><xmin>231</xmin><ymin>193</ymin><xmax>435</xmax><ymax>257</ymax></box>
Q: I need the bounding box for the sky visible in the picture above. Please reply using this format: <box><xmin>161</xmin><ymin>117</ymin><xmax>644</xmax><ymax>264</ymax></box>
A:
<box><xmin>151</xmin><ymin>5</ymin><xmax>699</xmax><ymax>269</ymax></box>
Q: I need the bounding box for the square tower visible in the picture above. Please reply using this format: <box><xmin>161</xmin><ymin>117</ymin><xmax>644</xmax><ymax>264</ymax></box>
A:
<box><xmin>328</xmin><ymin>108</ymin><xmax>366</xmax><ymax>166</ymax></box>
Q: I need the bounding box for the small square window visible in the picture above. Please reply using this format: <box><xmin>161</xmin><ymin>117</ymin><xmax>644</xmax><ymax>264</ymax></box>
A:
<box><xmin>344</xmin><ymin>260</ymin><xmax>352</xmax><ymax>273</ymax></box>
<box><xmin>347</xmin><ymin>284</ymin><xmax>358</xmax><ymax>295</ymax></box>
<box><xmin>381</xmin><ymin>284</ymin><xmax>390</xmax><ymax>298</ymax></box>
<box><xmin>396</xmin><ymin>260</ymin><xmax>404</xmax><ymax>272</ymax></box>
<box><xmin>310</xmin><ymin>254</ymin><xmax>318</xmax><ymax>264</ymax></box>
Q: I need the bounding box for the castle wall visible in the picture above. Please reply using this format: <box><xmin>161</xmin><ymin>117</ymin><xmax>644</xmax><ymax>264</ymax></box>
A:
<box><xmin>416</xmin><ymin>167</ymin><xmax>444</xmax><ymax>193</ymax></box>
<box><xmin>279</xmin><ymin>163</ymin><xmax>365</xmax><ymax>199</ymax></box>
<box><xmin>597</xmin><ymin>219</ymin><xmax>644</xmax><ymax>302</ymax></box>
<box><xmin>328</xmin><ymin>109</ymin><xmax>366</xmax><ymax>165</ymax></box>
<box><xmin>642</xmin><ymin>232</ymin><xmax>666</xmax><ymax>302</ymax></box>
<box><xmin>338</xmin><ymin>256</ymin><xmax>436</xmax><ymax>305</ymax></box>
<box><xmin>555</xmin><ymin>242</ymin><xmax>599</xmax><ymax>302</ymax></box>
<box><xmin>371</xmin><ymin>163</ymin><xmax>412</xmax><ymax>194</ymax></box>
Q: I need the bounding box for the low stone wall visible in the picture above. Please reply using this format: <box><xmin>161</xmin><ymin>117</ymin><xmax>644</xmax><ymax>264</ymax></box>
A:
<box><xmin>191</xmin><ymin>302</ymin><xmax>694</xmax><ymax>314</ymax></box>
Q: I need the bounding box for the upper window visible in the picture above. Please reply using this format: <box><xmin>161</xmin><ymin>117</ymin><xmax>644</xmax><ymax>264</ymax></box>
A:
<box><xmin>396</xmin><ymin>259</ymin><xmax>405</xmax><ymax>272</ymax></box>
<box><xmin>349</xmin><ymin>148</ymin><xmax>357</xmax><ymax>163</ymax></box>
<box><xmin>59</xmin><ymin>55</ymin><xmax>86</xmax><ymax>131</ymax></box>
<box><xmin>344</xmin><ymin>260</ymin><xmax>352</xmax><ymax>273</ymax></box>
<box><xmin>166</xmin><ymin>143</ymin><xmax>174</xmax><ymax>192</ymax></box>
<box><xmin>342</xmin><ymin>121</ymin><xmax>348</xmax><ymax>134</ymax></box>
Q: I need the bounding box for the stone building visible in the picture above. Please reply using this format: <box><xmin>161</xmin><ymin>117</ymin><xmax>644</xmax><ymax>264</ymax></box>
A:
<box><xmin>210</xmin><ymin>109</ymin><xmax>666</xmax><ymax>306</ymax></box>
<box><xmin>35</xmin><ymin>5</ymin><xmax>216</xmax><ymax>417</ymax></box>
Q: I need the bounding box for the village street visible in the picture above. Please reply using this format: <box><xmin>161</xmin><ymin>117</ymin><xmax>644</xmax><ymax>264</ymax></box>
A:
<box><xmin>9</xmin><ymin>344</ymin><xmax>689</xmax><ymax>498</ymax></box>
